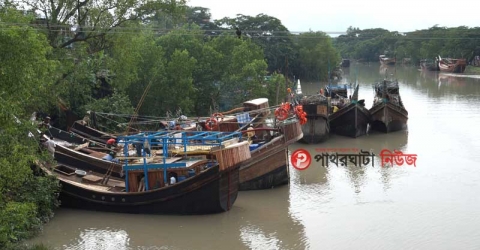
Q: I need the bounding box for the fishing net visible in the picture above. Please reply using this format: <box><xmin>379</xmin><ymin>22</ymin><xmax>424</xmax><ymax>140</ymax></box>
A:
<box><xmin>299</xmin><ymin>94</ymin><xmax>328</xmax><ymax>105</ymax></box>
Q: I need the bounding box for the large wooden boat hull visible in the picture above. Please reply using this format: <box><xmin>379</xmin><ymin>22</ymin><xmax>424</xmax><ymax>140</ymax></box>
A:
<box><xmin>41</xmin><ymin>163</ymin><xmax>239</xmax><ymax>215</ymax></box>
<box><xmin>239</xmin><ymin>121</ymin><xmax>303</xmax><ymax>191</ymax></box>
<box><xmin>51</xmin><ymin>121</ymin><xmax>303</xmax><ymax>191</ymax></box>
<box><xmin>329</xmin><ymin>103</ymin><xmax>371</xmax><ymax>138</ymax></box>
<box><xmin>70</xmin><ymin>121</ymin><xmax>116</xmax><ymax>144</ymax></box>
<box><xmin>300</xmin><ymin>116</ymin><xmax>329</xmax><ymax>143</ymax></box>
<box><xmin>369</xmin><ymin>102</ymin><xmax>408</xmax><ymax>133</ymax></box>
<box><xmin>438</xmin><ymin>61</ymin><xmax>467</xmax><ymax>73</ymax></box>
<box><xmin>299</xmin><ymin>104</ymin><xmax>329</xmax><ymax>144</ymax></box>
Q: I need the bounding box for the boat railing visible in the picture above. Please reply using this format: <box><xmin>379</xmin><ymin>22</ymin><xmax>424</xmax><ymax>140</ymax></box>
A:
<box><xmin>117</xmin><ymin>130</ymin><xmax>245</xmax><ymax>192</ymax></box>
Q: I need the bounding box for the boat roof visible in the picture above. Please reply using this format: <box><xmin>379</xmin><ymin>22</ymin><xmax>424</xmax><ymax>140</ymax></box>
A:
<box><xmin>117</xmin><ymin>130</ymin><xmax>243</xmax><ymax>146</ymax></box>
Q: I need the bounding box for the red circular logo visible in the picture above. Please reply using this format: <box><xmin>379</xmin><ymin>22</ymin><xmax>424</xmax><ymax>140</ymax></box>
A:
<box><xmin>291</xmin><ymin>149</ymin><xmax>312</xmax><ymax>170</ymax></box>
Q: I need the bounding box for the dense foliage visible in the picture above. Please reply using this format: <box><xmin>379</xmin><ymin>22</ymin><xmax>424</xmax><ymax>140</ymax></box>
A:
<box><xmin>0</xmin><ymin>7</ymin><xmax>60</xmax><ymax>248</ymax></box>
<box><xmin>0</xmin><ymin>0</ymin><xmax>340</xmax><ymax>242</ymax></box>
<box><xmin>334</xmin><ymin>26</ymin><xmax>480</xmax><ymax>63</ymax></box>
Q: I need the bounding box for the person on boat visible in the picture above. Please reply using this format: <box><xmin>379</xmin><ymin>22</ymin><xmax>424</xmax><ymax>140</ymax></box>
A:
<box><xmin>134</xmin><ymin>141</ymin><xmax>143</xmax><ymax>157</ymax></box>
<box><xmin>106</xmin><ymin>138</ymin><xmax>116</xmax><ymax>149</ymax></box>
<box><xmin>320</xmin><ymin>88</ymin><xmax>325</xmax><ymax>96</ymax></box>
<box><xmin>45</xmin><ymin>136</ymin><xmax>56</xmax><ymax>157</ymax></box>
<box><xmin>143</xmin><ymin>134</ymin><xmax>151</xmax><ymax>156</ymax></box>
<box><xmin>103</xmin><ymin>151</ymin><xmax>119</xmax><ymax>163</ymax></box>
<box><xmin>80</xmin><ymin>114</ymin><xmax>90</xmax><ymax>126</ymax></box>
<box><xmin>39</xmin><ymin>116</ymin><xmax>51</xmax><ymax>129</ymax></box>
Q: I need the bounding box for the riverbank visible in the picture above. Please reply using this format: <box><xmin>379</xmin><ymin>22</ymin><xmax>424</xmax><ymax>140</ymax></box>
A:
<box><xmin>7</xmin><ymin>243</ymin><xmax>50</xmax><ymax>250</ymax></box>
<box><xmin>465</xmin><ymin>66</ymin><xmax>480</xmax><ymax>74</ymax></box>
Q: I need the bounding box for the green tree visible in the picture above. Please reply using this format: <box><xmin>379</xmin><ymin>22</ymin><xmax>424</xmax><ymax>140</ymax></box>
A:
<box><xmin>0</xmin><ymin>7</ymin><xmax>60</xmax><ymax>248</ymax></box>
<box><xmin>296</xmin><ymin>31</ymin><xmax>340</xmax><ymax>81</ymax></box>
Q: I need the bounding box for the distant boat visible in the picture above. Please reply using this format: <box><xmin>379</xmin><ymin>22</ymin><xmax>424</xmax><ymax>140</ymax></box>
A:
<box><xmin>40</xmin><ymin>131</ymin><xmax>250</xmax><ymax>215</ymax></box>
<box><xmin>438</xmin><ymin>56</ymin><xmax>467</xmax><ymax>73</ymax></box>
<box><xmin>340</xmin><ymin>59</ymin><xmax>350</xmax><ymax>67</ymax></box>
<box><xmin>379</xmin><ymin>55</ymin><xmax>396</xmax><ymax>66</ymax></box>
<box><xmin>369</xmin><ymin>79</ymin><xmax>408</xmax><ymax>133</ymax></box>
<box><xmin>419</xmin><ymin>58</ymin><xmax>439</xmax><ymax>71</ymax></box>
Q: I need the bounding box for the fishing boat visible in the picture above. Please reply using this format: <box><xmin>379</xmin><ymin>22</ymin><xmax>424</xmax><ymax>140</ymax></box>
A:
<box><xmin>379</xmin><ymin>55</ymin><xmax>396</xmax><ymax>66</ymax></box>
<box><xmin>69</xmin><ymin>112</ymin><xmax>197</xmax><ymax>145</ymax></box>
<box><xmin>297</xmin><ymin>79</ymin><xmax>330</xmax><ymax>144</ymax></box>
<box><xmin>419</xmin><ymin>58</ymin><xmax>439</xmax><ymax>71</ymax></box>
<box><xmin>39</xmin><ymin>131</ymin><xmax>250</xmax><ymax>215</ymax></box>
<box><xmin>50</xmin><ymin>98</ymin><xmax>304</xmax><ymax>191</ymax></box>
<box><xmin>438</xmin><ymin>56</ymin><xmax>467</xmax><ymax>73</ymax></box>
<box><xmin>327</xmin><ymin>84</ymin><xmax>371</xmax><ymax>138</ymax></box>
<box><xmin>340</xmin><ymin>59</ymin><xmax>350</xmax><ymax>68</ymax></box>
<box><xmin>198</xmin><ymin>98</ymin><xmax>303</xmax><ymax>190</ymax></box>
<box><xmin>369</xmin><ymin>79</ymin><xmax>408</xmax><ymax>133</ymax></box>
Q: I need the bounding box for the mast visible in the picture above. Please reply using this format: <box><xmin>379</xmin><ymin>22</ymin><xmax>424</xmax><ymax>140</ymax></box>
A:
<box><xmin>328</xmin><ymin>58</ymin><xmax>331</xmax><ymax>97</ymax></box>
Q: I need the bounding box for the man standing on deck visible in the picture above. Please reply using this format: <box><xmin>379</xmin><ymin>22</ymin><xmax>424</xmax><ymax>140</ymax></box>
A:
<box><xmin>106</xmin><ymin>138</ymin><xmax>116</xmax><ymax>149</ymax></box>
<box><xmin>45</xmin><ymin>136</ymin><xmax>56</xmax><ymax>157</ymax></box>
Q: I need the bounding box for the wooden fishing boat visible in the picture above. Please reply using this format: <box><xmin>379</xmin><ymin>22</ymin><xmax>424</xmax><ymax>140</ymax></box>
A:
<box><xmin>69</xmin><ymin>112</ymin><xmax>197</xmax><ymax>145</ymax></box>
<box><xmin>327</xmin><ymin>84</ymin><xmax>371</xmax><ymax>138</ymax></box>
<box><xmin>340</xmin><ymin>59</ymin><xmax>350</xmax><ymax>68</ymax></box>
<box><xmin>198</xmin><ymin>98</ymin><xmax>303</xmax><ymax>190</ymax></box>
<box><xmin>59</xmin><ymin>98</ymin><xmax>303</xmax><ymax>191</ymax></box>
<box><xmin>297</xmin><ymin>94</ymin><xmax>330</xmax><ymax>143</ymax></box>
<box><xmin>379</xmin><ymin>55</ymin><xmax>396</xmax><ymax>66</ymax></box>
<box><xmin>369</xmin><ymin>79</ymin><xmax>408</xmax><ymax>133</ymax></box>
<box><xmin>420</xmin><ymin>58</ymin><xmax>439</xmax><ymax>71</ymax></box>
<box><xmin>438</xmin><ymin>56</ymin><xmax>467</xmax><ymax>73</ymax></box>
<box><xmin>39</xmin><ymin>131</ymin><xmax>250</xmax><ymax>215</ymax></box>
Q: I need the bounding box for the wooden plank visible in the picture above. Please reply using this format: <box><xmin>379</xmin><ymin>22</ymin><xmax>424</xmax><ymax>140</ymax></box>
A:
<box><xmin>82</xmin><ymin>175</ymin><xmax>103</xmax><ymax>183</ymax></box>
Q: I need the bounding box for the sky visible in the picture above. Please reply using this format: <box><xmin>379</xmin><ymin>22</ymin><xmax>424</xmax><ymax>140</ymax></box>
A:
<box><xmin>187</xmin><ymin>0</ymin><xmax>479</xmax><ymax>34</ymax></box>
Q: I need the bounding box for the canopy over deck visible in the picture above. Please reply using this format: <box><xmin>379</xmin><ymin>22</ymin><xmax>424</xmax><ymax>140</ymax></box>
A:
<box><xmin>116</xmin><ymin>131</ymin><xmax>244</xmax><ymax>191</ymax></box>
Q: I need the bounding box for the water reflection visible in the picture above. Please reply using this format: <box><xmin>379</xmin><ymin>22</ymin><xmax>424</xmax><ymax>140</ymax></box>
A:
<box><xmin>29</xmin><ymin>185</ymin><xmax>308</xmax><ymax>250</ymax></box>
<box><xmin>71</xmin><ymin>229</ymin><xmax>129</xmax><ymax>250</ymax></box>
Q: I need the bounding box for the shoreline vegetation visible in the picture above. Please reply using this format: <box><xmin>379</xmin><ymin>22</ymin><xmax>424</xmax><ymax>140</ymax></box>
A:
<box><xmin>465</xmin><ymin>66</ymin><xmax>480</xmax><ymax>74</ymax></box>
<box><xmin>1</xmin><ymin>0</ymin><xmax>479</xmax><ymax>247</ymax></box>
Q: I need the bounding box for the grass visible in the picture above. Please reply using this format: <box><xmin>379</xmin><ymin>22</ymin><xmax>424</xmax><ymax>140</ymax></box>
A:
<box><xmin>465</xmin><ymin>66</ymin><xmax>480</xmax><ymax>74</ymax></box>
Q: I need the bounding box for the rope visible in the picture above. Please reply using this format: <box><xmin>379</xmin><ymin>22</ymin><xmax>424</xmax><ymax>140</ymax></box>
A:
<box><xmin>126</xmin><ymin>81</ymin><xmax>153</xmax><ymax>134</ymax></box>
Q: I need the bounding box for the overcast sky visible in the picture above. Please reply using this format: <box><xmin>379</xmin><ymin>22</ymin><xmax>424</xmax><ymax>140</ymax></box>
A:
<box><xmin>187</xmin><ymin>0</ymin><xmax>479</xmax><ymax>34</ymax></box>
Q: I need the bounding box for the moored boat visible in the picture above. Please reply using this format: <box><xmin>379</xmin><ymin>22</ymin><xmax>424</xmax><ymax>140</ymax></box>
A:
<box><xmin>379</xmin><ymin>55</ymin><xmax>396</xmax><ymax>66</ymax></box>
<box><xmin>297</xmin><ymin>94</ymin><xmax>330</xmax><ymax>143</ymax></box>
<box><xmin>420</xmin><ymin>58</ymin><xmax>439</xmax><ymax>71</ymax></box>
<box><xmin>69</xmin><ymin>112</ymin><xmax>198</xmax><ymax>145</ymax></box>
<box><xmin>369</xmin><ymin>79</ymin><xmax>408</xmax><ymax>133</ymax></box>
<box><xmin>198</xmin><ymin>98</ymin><xmax>304</xmax><ymax>190</ymax></box>
<box><xmin>327</xmin><ymin>84</ymin><xmax>371</xmax><ymax>138</ymax></box>
<box><xmin>340</xmin><ymin>59</ymin><xmax>350</xmax><ymax>68</ymax></box>
<box><xmin>438</xmin><ymin>56</ymin><xmax>467</xmax><ymax>73</ymax></box>
<box><xmin>39</xmin><ymin>131</ymin><xmax>250</xmax><ymax>214</ymax></box>
<box><xmin>52</xmin><ymin>97</ymin><xmax>304</xmax><ymax>191</ymax></box>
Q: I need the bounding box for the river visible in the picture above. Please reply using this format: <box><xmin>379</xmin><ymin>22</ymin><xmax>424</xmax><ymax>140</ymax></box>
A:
<box><xmin>29</xmin><ymin>63</ymin><xmax>480</xmax><ymax>250</ymax></box>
